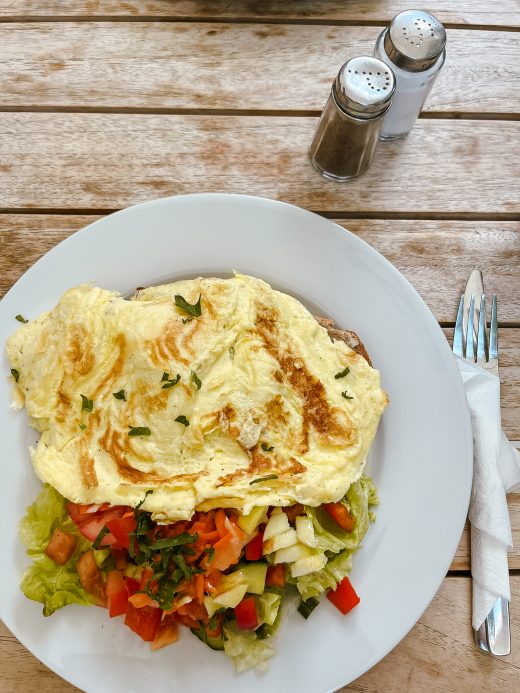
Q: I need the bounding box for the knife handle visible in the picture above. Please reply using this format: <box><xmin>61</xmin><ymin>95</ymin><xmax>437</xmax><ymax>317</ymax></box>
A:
<box><xmin>474</xmin><ymin>596</ymin><xmax>511</xmax><ymax>656</ymax></box>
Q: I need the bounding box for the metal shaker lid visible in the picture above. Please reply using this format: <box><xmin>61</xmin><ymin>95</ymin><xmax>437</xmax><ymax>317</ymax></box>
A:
<box><xmin>333</xmin><ymin>56</ymin><xmax>395</xmax><ymax>119</ymax></box>
<box><xmin>384</xmin><ymin>10</ymin><xmax>446</xmax><ymax>72</ymax></box>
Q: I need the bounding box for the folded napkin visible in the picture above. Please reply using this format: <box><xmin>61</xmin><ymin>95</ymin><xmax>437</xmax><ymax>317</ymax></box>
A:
<box><xmin>456</xmin><ymin>356</ymin><xmax>520</xmax><ymax>630</ymax></box>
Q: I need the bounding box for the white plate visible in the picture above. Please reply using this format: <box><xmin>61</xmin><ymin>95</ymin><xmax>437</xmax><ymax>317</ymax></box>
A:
<box><xmin>0</xmin><ymin>194</ymin><xmax>472</xmax><ymax>692</ymax></box>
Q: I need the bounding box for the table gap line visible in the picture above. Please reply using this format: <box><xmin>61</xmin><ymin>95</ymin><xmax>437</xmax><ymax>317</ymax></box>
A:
<box><xmin>1</xmin><ymin>106</ymin><xmax>519</xmax><ymax>121</ymax></box>
<box><xmin>0</xmin><ymin>16</ymin><xmax>518</xmax><ymax>32</ymax></box>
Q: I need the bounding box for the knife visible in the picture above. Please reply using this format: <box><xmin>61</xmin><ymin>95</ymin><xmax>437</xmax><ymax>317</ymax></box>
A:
<box><xmin>463</xmin><ymin>270</ymin><xmax>511</xmax><ymax>656</ymax></box>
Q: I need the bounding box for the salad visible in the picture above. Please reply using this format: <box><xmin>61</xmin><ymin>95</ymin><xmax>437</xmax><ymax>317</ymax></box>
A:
<box><xmin>20</xmin><ymin>477</ymin><xmax>378</xmax><ymax>671</ymax></box>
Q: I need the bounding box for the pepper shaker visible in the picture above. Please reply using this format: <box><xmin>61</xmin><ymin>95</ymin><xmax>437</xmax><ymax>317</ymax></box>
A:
<box><xmin>374</xmin><ymin>10</ymin><xmax>446</xmax><ymax>140</ymax></box>
<box><xmin>309</xmin><ymin>56</ymin><xmax>395</xmax><ymax>180</ymax></box>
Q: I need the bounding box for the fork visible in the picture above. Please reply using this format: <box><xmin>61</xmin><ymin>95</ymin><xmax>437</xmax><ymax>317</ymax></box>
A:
<box><xmin>453</xmin><ymin>279</ymin><xmax>511</xmax><ymax>656</ymax></box>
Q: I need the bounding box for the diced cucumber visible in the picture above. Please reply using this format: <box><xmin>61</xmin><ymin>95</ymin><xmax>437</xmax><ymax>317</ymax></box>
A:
<box><xmin>274</xmin><ymin>542</ymin><xmax>312</xmax><ymax>564</ymax></box>
<box><xmin>290</xmin><ymin>553</ymin><xmax>326</xmax><ymax>578</ymax></box>
<box><xmin>123</xmin><ymin>564</ymin><xmax>143</xmax><ymax>581</ymax></box>
<box><xmin>263</xmin><ymin>527</ymin><xmax>298</xmax><ymax>555</ymax></box>
<box><xmin>191</xmin><ymin>623</ymin><xmax>225</xmax><ymax>651</ymax></box>
<box><xmin>220</xmin><ymin>562</ymin><xmax>268</xmax><ymax>595</ymax></box>
<box><xmin>263</xmin><ymin>512</ymin><xmax>290</xmax><ymax>541</ymax></box>
<box><xmin>237</xmin><ymin>506</ymin><xmax>268</xmax><ymax>534</ymax></box>
<box><xmin>296</xmin><ymin>515</ymin><xmax>316</xmax><ymax>547</ymax></box>
<box><xmin>214</xmin><ymin>583</ymin><xmax>248</xmax><ymax>608</ymax></box>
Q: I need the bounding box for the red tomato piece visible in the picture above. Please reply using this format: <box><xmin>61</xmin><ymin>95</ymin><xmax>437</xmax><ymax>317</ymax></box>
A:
<box><xmin>151</xmin><ymin>616</ymin><xmax>179</xmax><ymax>651</ymax></box>
<box><xmin>124</xmin><ymin>604</ymin><xmax>162</xmax><ymax>642</ymax></box>
<box><xmin>124</xmin><ymin>577</ymin><xmax>140</xmax><ymax>596</ymax></box>
<box><xmin>265</xmin><ymin>564</ymin><xmax>285</xmax><ymax>588</ymax></box>
<box><xmin>323</xmin><ymin>502</ymin><xmax>356</xmax><ymax>533</ymax></box>
<box><xmin>326</xmin><ymin>576</ymin><xmax>360</xmax><ymax>615</ymax></box>
<box><xmin>106</xmin><ymin>570</ymin><xmax>128</xmax><ymax>618</ymax></box>
<box><xmin>245</xmin><ymin>532</ymin><xmax>264</xmax><ymax>561</ymax></box>
<box><xmin>235</xmin><ymin>596</ymin><xmax>258</xmax><ymax>630</ymax></box>
<box><xmin>77</xmin><ymin>550</ymin><xmax>106</xmax><ymax>606</ymax></box>
<box><xmin>106</xmin><ymin>514</ymin><xmax>137</xmax><ymax>549</ymax></box>
<box><xmin>45</xmin><ymin>528</ymin><xmax>77</xmax><ymax>565</ymax></box>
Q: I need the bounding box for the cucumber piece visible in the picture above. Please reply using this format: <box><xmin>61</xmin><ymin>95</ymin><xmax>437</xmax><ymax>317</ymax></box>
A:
<box><xmin>236</xmin><ymin>562</ymin><xmax>268</xmax><ymax>594</ymax></box>
<box><xmin>191</xmin><ymin>623</ymin><xmax>225</xmax><ymax>650</ymax></box>
<box><xmin>237</xmin><ymin>506</ymin><xmax>268</xmax><ymax>535</ymax></box>
<box><xmin>214</xmin><ymin>583</ymin><xmax>248</xmax><ymax>608</ymax></box>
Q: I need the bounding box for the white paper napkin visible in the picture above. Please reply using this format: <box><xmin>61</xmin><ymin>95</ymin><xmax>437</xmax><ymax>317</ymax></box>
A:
<box><xmin>456</xmin><ymin>356</ymin><xmax>520</xmax><ymax>629</ymax></box>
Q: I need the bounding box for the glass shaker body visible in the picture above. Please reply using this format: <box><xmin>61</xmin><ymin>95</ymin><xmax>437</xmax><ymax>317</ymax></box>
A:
<box><xmin>309</xmin><ymin>90</ymin><xmax>389</xmax><ymax>181</ymax></box>
<box><xmin>375</xmin><ymin>29</ymin><xmax>444</xmax><ymax>139</ymax></box>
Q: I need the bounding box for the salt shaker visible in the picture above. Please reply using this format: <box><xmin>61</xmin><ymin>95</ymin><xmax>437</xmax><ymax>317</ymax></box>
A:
<box><xmin>309</xmin><ymin>57</ymin><xmax>395</xmax><ymax>180</ymax></box>
<box><xmin>374</xmin><ymin>10</ymin><xmax>446</xmax><ymax>140</ymax></box>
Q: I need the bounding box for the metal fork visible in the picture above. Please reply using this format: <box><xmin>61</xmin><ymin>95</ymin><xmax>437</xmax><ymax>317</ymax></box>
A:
<box><xmin>453</xmin><ymin>272</ymin><xmax>511</xmax><ymax>656</ymax></box>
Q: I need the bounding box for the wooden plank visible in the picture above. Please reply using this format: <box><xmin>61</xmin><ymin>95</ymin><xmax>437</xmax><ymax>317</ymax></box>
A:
<box><xmin>452</xmin><ymin>494</ymin><xmax>520</xmax><ymax>571</ymax></box>
<box><xmin>2</xmin><ymin>577</ymin><xmax>519</xmax><ymax>691</ymax></box>
<box><xmin>2</xmin><ymin>217</ymin><xmax>519</xmax><ymax>323</ymax></box>
<box><xmin>1</xmin><ymin>24</ymin><xmax>518</xmax><ymax>114</ymax></box>
<box><xmin>0</xmin><ymin>1</ymin><xmax>519</xmax><ymax>28</ymax></box>
<box><xmin>1</xmin><ymin>115</ymin><xmax>519</xmax><ymax>215</ymax></box>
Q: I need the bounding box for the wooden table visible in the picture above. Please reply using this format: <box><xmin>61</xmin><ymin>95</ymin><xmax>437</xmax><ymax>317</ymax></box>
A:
<box><xmin>0</xmin><ymin>2</ymin><xmax>518</xmax><ymax>691</ymax></box>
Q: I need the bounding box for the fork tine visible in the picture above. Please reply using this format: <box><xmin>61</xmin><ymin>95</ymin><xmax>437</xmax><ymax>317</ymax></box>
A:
<box><xmin>489</xmin><ymin>294</ymin><xmax>498</xmax><ymax>362</ymax></box>
<box><xmin>453</xmin><ymin>295</ymin><xmax>464</xmax><ymax>357</ymax></box>
<box><xmin>477</xmin><ymin>294</ymin><xmax>487</xmax><ymax>364</ymax></box>
<box><xmin>465</xmin><ymin>295</ymin><xmax>475</xmax><ymax>361</ymax></box>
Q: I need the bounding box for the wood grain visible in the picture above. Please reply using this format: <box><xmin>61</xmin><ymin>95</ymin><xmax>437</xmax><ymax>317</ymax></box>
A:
<box><xmin>1</xmin><ymin>217</ymin><xmax>519</xmax><ymax>323</ymax></box>
<box><xmin>0</xmin><ymin>1</ymin><xmax>519</xmax><ymax>28</ymax></box>
<box><xmin>1</xmin><ymin>115</ymin><xmax>519</xmax><ymax>214</ymax></box>
<box><xmin>1</xmin><ymin>24</ymin><xmax>518</xmax><ymax>114</ymax></box>
<box><xmin>2</xmin><ymin>577</ymin><xmax>519</xmax><ymax>692</ymax></box>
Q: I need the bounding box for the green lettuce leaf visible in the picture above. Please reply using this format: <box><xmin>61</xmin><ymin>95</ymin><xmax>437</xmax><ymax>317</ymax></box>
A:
<box><xmin>223</xmin><ymin>622</ymin><xmax>275</xmax><ymax>672</ymax></box>
<box><xmin>295</xmin><ymin>549</ymin><xmax>353</xmax><ymax>601</ymax></box>
<box><xmin>19</xmin><ymin>485</ymin><xmax>95</xmax><ymax>616</ymax></box>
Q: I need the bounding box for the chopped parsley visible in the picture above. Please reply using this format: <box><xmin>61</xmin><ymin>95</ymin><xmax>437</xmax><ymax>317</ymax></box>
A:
<box><xmin>182</xmin><ymin>317</ymin><xmax>193</xmax><ymax>324</ymax></box>
<box><xmin>92</xmin><ymin>525</ymin><xmax>109</xmax><ymax>550</ymax></box>
<box><xmin>80</xmin><ymin>395</ymin><xmax>93</xmax><ymax>412</ymax></box>
<box><xmin>175</xmin><ymin>415</ymin><xmax>189</xmax><ymax>426</ymax></box>
<box><xmin>15</xmin><ymin>315</ymin><xmax>28</xmax><ymax>323</ymax></box>
<box><xmin>113</xmin><ymin>389</ymin><xmax>126</xmax><ymax>400</ymax></box>
<box><xmin>204</xmin><ymin>546</ymin><xmax>215</xmax><ymax>563</ymax></box>
<box><xmin>128</xmin><ymin>426</ymin><xmax>151</xmax><ymax>437</ymax></box>
<box><xmin>250</xmin><ymin>474</ymin><xmax>279</xmax><ymax>485</ymax></box>
<box><xmin>10</xmin><ymin>368</ymin><xmax>20</xmax><ymax>382</ymax></box>
<box><xmin>261</xmin><ymin>442</ymin><xmax>274</xmax><ymax>452</ymax></box>
<box><xmin>175</xmin><ymin>294</ymin><xmax>202</xmax><ymax>318</ymax></box>
<box><xmin>341</xmin><ymin>391</ymin><xmax>354</xmax><ymax>400</ymax></box>
<box><xmin>228</xmin><ymin>345</ymin><xmax>235</xmax><ymax>360</ymax></box>
<box><xmin>334</xmin><ymin>366</ymin><xmax>350</xmax><ymax>379</ymax></box>
<box><xmin>162</xmin><ymin>373</ymin><xmax>181</xmax><ymax>389</ymax></box>
<box><xmin>191</xmin><ymin>371</ymin><xmax>202</xmax><ymax>390</ymax></box>
<box><xmin>79</xmin><ymin>423</ymin><xmax>87</xmax><ymax>430</ymax></box>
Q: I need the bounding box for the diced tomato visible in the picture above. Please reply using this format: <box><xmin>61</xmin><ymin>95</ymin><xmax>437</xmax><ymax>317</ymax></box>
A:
<box><xmin>124</xmin><ymin>603</ymin><xmax>162</xmax><ymax>642</ymax></box>
<box><xmin>112</xmin><ymin>548</ymin><xmax>128</xmax><ymax>570</ymax></box>
<box><xmin>151</xmin><ymin>616</ymin><xmax>179</xmax><ymax>651</ymax></box>
<box><xmin>176</xmin><ymin>613</ymin><xmax>200</xmax><ymax>630</ymax></box>
<box><xmin>129</xmin><ymin>593</ymin><xmax>159</xmax><ymax>609</ymax></box>
<box><xmin>234</xmin><ymin>596</ymin><xmax>258</xmax><ymax>630</ymax></box>
<box><xmin>139</xmin><ymin>567</ymin><xmax>155</xmax><ymax>591</ymax></box>
<box><xmin>124</xmin><ymin>577</ymin><xmax>140</xmax><ymax>596</ymax></box>
<box><xmin>45</xmin><ymin>527</ymin><xmax>77</xmax><ymax>565</ymax></box>
<box><xmin>323</xmin><ymin>502</ymin><xmax>356</xmax><ymax>533</ymax></box>
<box><xmin>326</xmin><ymin>576</ymin><xmax>360</xmax><ymax>615</ymax></box>
<box><xmin>106</xmin><ymin>570</ymin><xmax>128</xmax><ymax>617</ymax></box>
<box><xmin>265</xmin><ymin>564</ymin><xmax>286</xmax><ymax>588</ymax></box>
<box><xmin>283</xmin><ymin>503</ymin><xmax>305</xmax><ymax>524</ymax></box>
<box><xmin>106</xmin><ymin>513</ymin><xmax>137</xmax><ymax>549</ymax></box>
<box><xmin>245</xmin><ymin>531</ymin><xmax>264</xmax><ymax>561</ymax></box>
<box><xmin>77</xmin><ymin>550</ymin><xmax>106</xmax><ymax>606</ymax></box>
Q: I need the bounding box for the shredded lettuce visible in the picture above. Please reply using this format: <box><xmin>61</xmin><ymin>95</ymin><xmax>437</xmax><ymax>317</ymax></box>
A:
<box><xmin>223</xmin><ymin>622</ymin><xmax>276</xmax><ymax>672</ymax></box>
<box><xmin>296</xmin><ymin>475</ymin><xmax>378</xmax><ymax>601</ymax></box>
<box><xmin>19</xmin><ymin>485</ymin><xmax>94</xmax><ymax>616</ymax></box>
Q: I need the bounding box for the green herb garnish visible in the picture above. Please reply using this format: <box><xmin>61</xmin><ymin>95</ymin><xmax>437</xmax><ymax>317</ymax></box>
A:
<box><xmin>297</xmin><ymin>597</ymin><xmax>320</xmax><ymax>619</ymax></box>
<box><xmin>204</xmin><ymin>546</ymin><xmax>215</xmax><ymax>563</ymax></box>
<box><xmin>113</xmin><ymin>389</ymin><xmax>126</xmax><ymax>400</ymax></box>
<box><xmin>128</xmin><ymin>426</ymin><xmax>151</xmax><ymax>437</ymax></box>
<box><xmin>334</xmin><ymin>366</ymin><xmax>350</xmax><ymax>379</ymax></box>
<box><xmin>175</xmin><ymin>294</ymin><xmax>202</xmax><ymax>318</ymax></box>
<box><xmin>191</xmin><ymin>371</ymin><xmax>202</xmax><ymax>390</ymax></box>
<box><xmin>250</xmin><ymin>474</ymin><xmax>279</xmax><ymax>485</ymax></box>
<box><xmin>175</xmin><ymin>415</ymin><xmax>190</xmax><ymax>427</ymax></box>
<box><xmin>80</xmin><ymin>395</ymin><xmax>93</xmax><ymax>412</ymax></box>
<box><xmin>341</xmin><ymin>391</ymin><xmax>353</xmax><ymax>400</ymax></box>
<box><xmin>10</xmin><ymin>368</ymin><xmax>20</xmax><ymax>382</ymax></box>
<box><xmin>15</xmin><ymin>315</ymin><xmax>28</xmax><ymax>323</ymax></box>
<box><xmin>261</xmin><ymin>442</ymin><xmax>274</xmax><ymax>452</ymax></box>
<box><xmin>161</xmin><ymin>372</ymin><xmax>170</xmax><ymax>382</ymax></box>
<box><xmin>79</xmin><ymin>423</ymin><xmax>87</xmax><ymax>430</ymax></box>
<box><xmin>162</xmin><ymin>374</ymin><xmax>181</xmax><ymax>389</ymax></box>
<box><xmin>182</xmin><ymin>317</ymin><xmax>193</xmax><ymax>324</ymax></box>
<box><xmin>229</xmin><ymin>345</ymin><xmax>235</xmax><ymax>360</ymax></box>
<box><xmin>148</xmin><ymin>533</ymin><xmax>198</xmax><ymax>551</ymax></box>
<box><xmin>92</xmin><ymin>526</ymin><xmax>109</xmax><ymax>550</ymax></box>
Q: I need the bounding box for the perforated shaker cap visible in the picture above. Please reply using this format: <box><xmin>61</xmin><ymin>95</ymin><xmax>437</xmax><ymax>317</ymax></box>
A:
<box><xmin>333</xmin><ymin>56</ymin><xmax>395</xmax><ymax>119</ymax></box>
<box><xmin>384</xmin><ymin>10</ymin><xmax>446</xmax><ymax>72</ymax></box>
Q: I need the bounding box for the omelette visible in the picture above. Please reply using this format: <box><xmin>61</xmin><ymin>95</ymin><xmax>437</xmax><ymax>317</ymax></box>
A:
<box><xmin>6</xmin><ymin>273</ymin><xmax>387</xmax><ymax>521</ymax></box>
